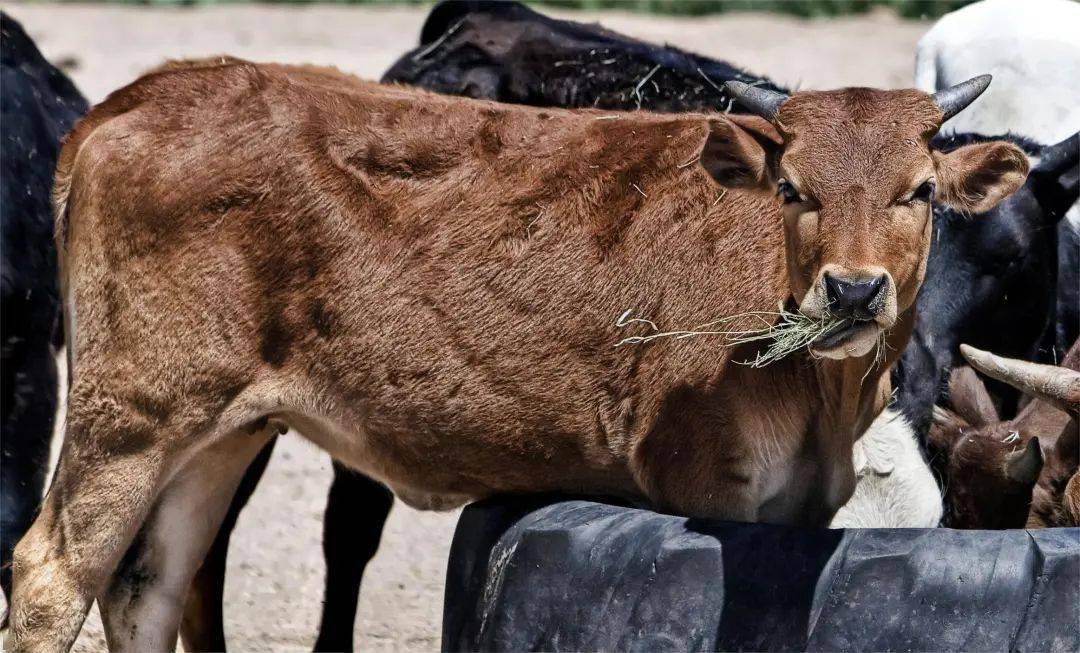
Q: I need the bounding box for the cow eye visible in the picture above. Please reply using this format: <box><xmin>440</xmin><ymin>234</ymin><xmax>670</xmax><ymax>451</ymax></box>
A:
<box><xmin>777</xmin><ymin>180</ymin><xmax>802</xmax><ymax>204</ymax></box>
<box><xmin>905</xmin><ymin>180</ymin><xmax>936</xmax><ymax>205</ymax></box>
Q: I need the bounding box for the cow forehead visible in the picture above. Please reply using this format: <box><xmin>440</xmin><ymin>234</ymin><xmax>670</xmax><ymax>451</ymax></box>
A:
<box><xmin>778</xmin><ymin>88</ymin><xmax>940</xmax><ymax>193</ymax></box>
<box><xmin>780</xmin><ymin>87</ymin><xmax>941</xmax><ymax>129</ymax></box>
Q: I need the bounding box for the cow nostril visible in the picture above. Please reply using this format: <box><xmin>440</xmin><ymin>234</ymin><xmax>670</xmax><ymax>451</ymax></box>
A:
<box><xmin>866</xmin><ymin>275</ymin><xmax>888</xmax><ymax>313</ymax></box>
<box><xmin>824</xmin><ymin>274</ymin><xmax>843</xmax><ymax>307</ymax></box>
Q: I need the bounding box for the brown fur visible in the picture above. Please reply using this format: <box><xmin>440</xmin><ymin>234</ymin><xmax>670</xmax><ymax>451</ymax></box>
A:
<box><xmin>11</xmin><ymin>60</ymin><xmax>1027</xmax><ymax>651</ymax></box>
<box><xmin>1028</xmin><ymin>415</ymin><xmax>1080</xmax><ymax>528</ymax></box>
<box><xmin>931</xmin><ymin>342</ymin><xmax>1080</xmax><ymax>529</ymax></box>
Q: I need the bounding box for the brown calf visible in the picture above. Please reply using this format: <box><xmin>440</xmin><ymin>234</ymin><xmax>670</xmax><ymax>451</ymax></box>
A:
<box><xmin>930</xmin><ymin>342</ymin><xmax>1080</xmax><ymax>528</ymax></box>
<box><xmin>10</xmin><ymin>59</ymin><xmax>1026</xmax><ymax>651</ymax></box>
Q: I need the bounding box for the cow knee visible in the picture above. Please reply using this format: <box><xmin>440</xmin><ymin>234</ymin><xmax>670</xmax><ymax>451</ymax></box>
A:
<box><xmin>9</xmin><ymin>534</ymin><xmax>87</xmax><ymax>653</ymax></box>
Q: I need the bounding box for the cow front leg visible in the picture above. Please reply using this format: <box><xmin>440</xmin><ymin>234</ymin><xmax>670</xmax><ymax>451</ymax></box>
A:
<box><xmin>632</xmin><ymin>419</ymin><xmax>760</xmax><ymax>521</ymax></box>
<box><xmin>811</xmin><ymin>434</ymin><xmax>858</xmax><ymax>527</ymax></box>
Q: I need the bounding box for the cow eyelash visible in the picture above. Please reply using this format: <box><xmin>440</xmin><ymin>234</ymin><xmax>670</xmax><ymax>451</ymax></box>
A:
<box><xmin>777</xmin><ymin>179</ymin><xmax>802</xmax><ymax>204</ymax></box>
<box><xmin>904</xmin><ymin>180</ymin><xmax>936</xmax><ymax>205</ymax></box>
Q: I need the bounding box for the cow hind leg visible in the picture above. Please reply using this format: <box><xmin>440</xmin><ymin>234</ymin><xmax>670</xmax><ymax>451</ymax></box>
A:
<box><xmin>100</xmin><ymin>426</ymin><xmax>273</xmax><ymax>653</ymax></box>
<box><xmin>179</xmin><ymin>437</ymin><xmax>277</xmax><ymax>653</ymax></box>
<box><xmin>8</xmin><ymin>389</ymin><xmax>187</xmax><ymax>653</ymax></box>
<box><xmin>312</xmin><ymin>463</ymin><xmax>394</xmax><ymax>652</ymax></box>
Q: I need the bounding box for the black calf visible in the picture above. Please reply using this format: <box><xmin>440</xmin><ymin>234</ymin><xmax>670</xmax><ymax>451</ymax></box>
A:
<box><xmin>0</xmin><ymin>11</ymin><xmax>87</xmax><ymax>610</ymax></box>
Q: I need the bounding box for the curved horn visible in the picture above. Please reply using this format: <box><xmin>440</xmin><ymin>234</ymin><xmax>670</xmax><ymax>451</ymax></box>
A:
<box><xmin>724</xmin><ymin>81</ymin><xmax>789</xmax><ymax>121</ymax></box>
<box><xmin>932</xmin><ymin>74</ymin><xmax>992</xmax><ymax>123</ymax></box>
<box><xmin>960</xmin><ymin>344</ymin><xmax>1080</xmax><ymax>414</ymax></box>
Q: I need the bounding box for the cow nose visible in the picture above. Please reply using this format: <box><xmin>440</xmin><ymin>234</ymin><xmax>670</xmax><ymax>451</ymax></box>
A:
<box><xmin>823</xmin><ymin>274</ymin><xmax>888</xmax><ymax>320</ymax></box>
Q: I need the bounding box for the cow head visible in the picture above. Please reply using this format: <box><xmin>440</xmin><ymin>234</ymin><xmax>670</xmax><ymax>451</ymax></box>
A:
<box><xmin>913</xmin><ymin>132</ymin><xmax>1080</xmax><ymax>374</ymax></box>
<box><xmin>711</xmin><ymin>76</ymin><xmax>1029</xmax><ymax>360</ymax></box>
<box><xmin>928</xmin><ymin>366</ymin><xmax>1043</xmax><ymax>529</ymax></box>
<box><xmin>930</xmin><ymin>343</ymin><xmax>1080</xmax><ymax>528</ymax></box>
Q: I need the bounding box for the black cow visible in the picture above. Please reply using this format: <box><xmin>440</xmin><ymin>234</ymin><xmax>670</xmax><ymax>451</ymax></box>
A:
<box><xmin>188</xmin><ymin>0</ymin><xmax>1079</xmax><ymax>645</ymax></box>
<box><xmin>0</xmin><ymin>11</ymin><xmax>88</xmax><ymax>614</ymax></box>
<box><xmin>1060</xmin><ymin>222</ymin><xmax>1079</xmax><ymax>356</ymax></box>
<box><xmin>381</xmin><ymin>0</ymin><xmax>786</xmax><ymax>113</ymax></box>
<box><xmin>893</xmin><ymin>131</ymin><xmax>1079</xmax><ymax>454</ymax></box>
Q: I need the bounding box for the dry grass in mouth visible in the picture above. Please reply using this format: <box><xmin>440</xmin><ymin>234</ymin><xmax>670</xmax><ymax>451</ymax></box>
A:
<box><xmin>615</xmin><ymin>307</ymin><xmax>885</xmax><ymax>369</ymax></box>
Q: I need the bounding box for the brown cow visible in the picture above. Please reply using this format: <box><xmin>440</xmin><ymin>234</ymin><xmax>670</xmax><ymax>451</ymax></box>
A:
<box><xmin>930</xmin><ymin>342</ymin><xmax>1079</xmax><ymax>529</ymax></box>
<box><xmin>10</xmin><ymin>59</ymin><xmax>1027</xmax><ymax>651</ymax></box>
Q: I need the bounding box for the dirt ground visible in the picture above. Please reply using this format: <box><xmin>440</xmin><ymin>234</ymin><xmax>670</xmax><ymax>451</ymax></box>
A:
<box><xmin>7</xmin><ymin>3</ymin><xmax>930</xmax><ymax>651</ymax></box>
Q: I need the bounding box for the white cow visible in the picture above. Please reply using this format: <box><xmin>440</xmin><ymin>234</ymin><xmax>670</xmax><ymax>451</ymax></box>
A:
<box><xmin>917</xmin><ymin>0</ymin><xmax>1079</xmax><ymax>341</ymax></box>
<box><xmin>915</xmin><ymin>0</ymin><xmax>1080</xmax><ymax>144</ymax></box>
<box><xmin>831</xmin><ymin>409</ymin><xmax>943</xmax><ymax>529</ymax></box>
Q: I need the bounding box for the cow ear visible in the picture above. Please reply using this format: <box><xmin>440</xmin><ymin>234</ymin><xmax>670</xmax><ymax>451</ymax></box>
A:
<box><xmin>1052</xmin><ymin>418</ymin><xmax>1079</xmax><ymax>470</ymax></box>
<box><xmin>947</xmin><ymin>365</ymin><xmax>999</xmax><ymax>427</ymax></box>
<box><xmin>934</xmin><ymin>140</ymin><xmax>1030</xmax><ymax>213</ymax></box>
<box><xmin>1030</xmin><ymin>132</ymin><xmax>1079</xmax><ymax>224</ymax></box>
<box><xmin>1004</xmin><ymin>436</ymin><xmax>1043</xmax><ymax>485</ymax></box>
<box><xmin>699</xmin><ymin>115</ymin><xmax>781</xmax><ymax>190</ymax></box>
<box><xmin>419</xmin><ymin>0</ymin><xmax>486</xmax><ymax>44</ymax></box>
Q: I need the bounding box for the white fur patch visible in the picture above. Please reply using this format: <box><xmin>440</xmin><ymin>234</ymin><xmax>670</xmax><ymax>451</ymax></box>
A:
<box><xmin>830</xmin><ymin>409</ymin><xmax>942</xmax><ymax>528</ymax></box>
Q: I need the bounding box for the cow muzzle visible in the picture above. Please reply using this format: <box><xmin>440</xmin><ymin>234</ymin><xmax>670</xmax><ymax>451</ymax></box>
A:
<box><xmin>824</xmin><ymin>273</ymin><xmax>888</xmax><ymax>320</ymax></box>
<box><xmin>800</xmin><ymin>266</ymin><xmax>897</xmax><ymax>360</ymax></box>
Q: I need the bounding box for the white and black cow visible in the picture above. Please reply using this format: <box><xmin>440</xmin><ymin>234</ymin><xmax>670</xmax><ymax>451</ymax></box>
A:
<box><xmin>915</xmin><ymin>0</ymin><xmax>1080</xmax><ymax>145</ymax></box>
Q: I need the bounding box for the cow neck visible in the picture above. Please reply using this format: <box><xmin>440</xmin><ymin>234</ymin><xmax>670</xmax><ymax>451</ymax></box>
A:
<box><xmin>812</xmin><ymin>305</ymin><xmax>916</xmax><ymax>442</ymax></box>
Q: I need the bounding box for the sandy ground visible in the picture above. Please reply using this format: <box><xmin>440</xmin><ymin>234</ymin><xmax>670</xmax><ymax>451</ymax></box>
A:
<box><xmin>6</xmin><ymin>3</ymin><xmax>929</xmax><ymax>651</ymax></box>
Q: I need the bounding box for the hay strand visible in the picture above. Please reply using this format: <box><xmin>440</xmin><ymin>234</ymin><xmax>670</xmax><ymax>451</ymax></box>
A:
<box><xmin>633</xmin><ymin>64</ymin><xmax>662</xmax><ymax>109</ymax></box>
<box><xmin>412</xmin><ymin>19</ymin><xmax>464</xmax><ymax>62</ymax></box>
<box><xmin>615</xmin><ymin>307</ymin><xmax>847</xmax><ymax>368</ymax></box>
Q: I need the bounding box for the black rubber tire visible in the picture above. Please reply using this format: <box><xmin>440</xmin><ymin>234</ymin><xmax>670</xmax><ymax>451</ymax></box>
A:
<box><xmin>442</xmin><ymin>498</ymin><xmax>1080</xmax><ymax>652</ymax></box>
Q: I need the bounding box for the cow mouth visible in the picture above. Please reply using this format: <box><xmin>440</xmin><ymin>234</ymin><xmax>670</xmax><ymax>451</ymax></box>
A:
<box><xmin>811</xmin><ymin>318</ymin><xmax>877</xmax><ymax>352</ymax></box>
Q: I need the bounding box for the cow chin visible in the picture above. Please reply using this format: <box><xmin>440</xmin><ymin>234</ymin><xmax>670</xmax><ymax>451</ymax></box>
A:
<box><xmin>809</xmin><ymin>322</ymin><xmax>882</xmax><ymax>360</ymax></box>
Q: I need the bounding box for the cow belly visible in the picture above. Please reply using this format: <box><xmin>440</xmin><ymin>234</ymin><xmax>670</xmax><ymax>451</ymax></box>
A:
<box><xmin>270</xmin><ymin>410</ymin><xmax>492</xmax><ymax>506</ymax></box>
<box><xmin>264</xmin><ymin>394</ymin><xmax>636</xmax><ymax>511</ymax></box>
